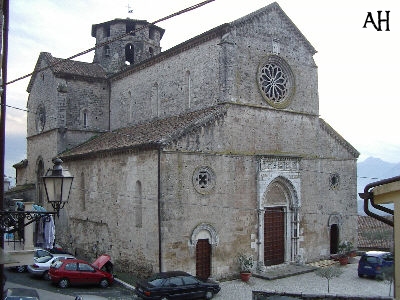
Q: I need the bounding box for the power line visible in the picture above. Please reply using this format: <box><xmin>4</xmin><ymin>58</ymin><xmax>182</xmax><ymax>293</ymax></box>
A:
<box><xmin>3</xmin><ymin>0</ymin><xmax>215</xmax><ymax>87</ymax></box>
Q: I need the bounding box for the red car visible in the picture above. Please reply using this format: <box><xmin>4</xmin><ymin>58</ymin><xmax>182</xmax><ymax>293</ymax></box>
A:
<box><xmin>49</xmin><ymin>254</ymin><xmax>113</xmax><ymax>288</ymax></box>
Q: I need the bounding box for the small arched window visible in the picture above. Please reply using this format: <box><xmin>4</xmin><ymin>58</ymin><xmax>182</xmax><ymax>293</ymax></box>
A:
<box><xmin>104</xmin><ymin>45</ymin><xmax>110</xmax><ymax>57</ymax></box>
<box><xmin>82</xmin><ymin>109</ymin><xmax>88</xmax><ymax>128</ymax></box>
<box><xmin>149</xmin><ymin>47</ymin><xmax>154</xmax><ymax>57</ymax></box>
<box><xmin>125</xmin><ymin>44</ymin><xmax>134</xmax><ymax>65</ymax></box>
<box><xmin>105</xmin><ymin>24</ymin><xmax>110</xmax><ymax>37</ymax></box>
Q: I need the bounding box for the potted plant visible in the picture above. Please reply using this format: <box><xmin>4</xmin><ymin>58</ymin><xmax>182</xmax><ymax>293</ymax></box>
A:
<box><xmin>238</xmin><ymin>252</ymin><xmax>254</xmax><ymax>282</ymax></box>
<box><xmin>337</xmin><ymin>241</ymin><xmax>353</xmax><ymax>265</ymax></box>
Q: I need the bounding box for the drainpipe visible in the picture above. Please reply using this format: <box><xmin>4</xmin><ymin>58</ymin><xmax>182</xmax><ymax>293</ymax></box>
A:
<box><xmin>157</xmin><ymin>147</ymin><xmax>162</xmax><ymax>272</ymax></box>
<box><xmin>359</xmin><ymin>175</ymin><xmax>399</xmax><ymax>227</ymax></box>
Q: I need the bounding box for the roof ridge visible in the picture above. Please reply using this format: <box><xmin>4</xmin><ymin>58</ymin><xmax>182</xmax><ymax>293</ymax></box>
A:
<box><xmin>61</xmin><ymin>105</ymin><xmax>228</xmax><ymax>161</ymax></box>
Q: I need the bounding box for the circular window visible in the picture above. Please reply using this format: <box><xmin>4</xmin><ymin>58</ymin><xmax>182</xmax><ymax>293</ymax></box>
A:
<box><xmin>257</xmin><ymin>55</ymin><xmax>294</xmax><ymax>109</ymax></box>
<box><xmin>192</xmin><ymin>166</ymin><xmax>216</xmax><ymax>194</ymax></box>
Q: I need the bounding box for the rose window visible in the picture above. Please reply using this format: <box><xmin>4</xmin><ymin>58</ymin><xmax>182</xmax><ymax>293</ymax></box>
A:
<box><xmin>257</xmin><ymin>55</ymin><xmax>294</xmax><ymax>109</ymax></box>
<box><xmin>259</xmin><ymin>63</ymin><xmax>288</xmax><ymax>102</ymax></box>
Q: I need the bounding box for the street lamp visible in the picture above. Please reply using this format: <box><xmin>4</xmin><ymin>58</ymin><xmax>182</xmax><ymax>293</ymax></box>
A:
<box><xmin>0</xmin><ymin>158</ymin><xmax>73</xmax><ymax>233</ymax></box>
<box><xmin>42</xmin><ymin>158</ymin><xmax>74</xmax><ymax>217</ymax></box>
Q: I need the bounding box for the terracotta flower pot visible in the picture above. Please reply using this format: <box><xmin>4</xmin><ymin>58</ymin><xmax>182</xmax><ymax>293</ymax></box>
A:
<box><xmin>240</xmin><ymin>272</ymin><xmax>252</xmax><ymax>282</ymax></box>
<box><xmin>339</xmin><ymin>256</ymin><xmax>348</xmax><ymax>265</ymax></box>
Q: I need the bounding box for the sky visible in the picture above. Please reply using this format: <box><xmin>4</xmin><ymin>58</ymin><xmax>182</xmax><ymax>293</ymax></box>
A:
<box><xmin>4</xmin><ymin>0</ymin><xmax>400</xmax><ymax>180</ymax></box>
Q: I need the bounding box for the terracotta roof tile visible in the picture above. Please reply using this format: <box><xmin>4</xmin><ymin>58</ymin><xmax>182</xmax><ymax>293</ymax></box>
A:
<box><xmin>61</xmin><ymin>104</ymin><xmax>227</xmax><ymax>160</ymax></box>
<box><xmin>27</xmin><ymin>52</ymin><xmax>107</xmax><ymax>92</ymax></box>
<box><xmin>42</xmin><ymin>52</ymin><xmax>107</xmax><ymax>78</ymax></box>
<box><xmin>358</xmin><ymin>215</ymin><xmax>393</xmax><ymax>250</ymax></box>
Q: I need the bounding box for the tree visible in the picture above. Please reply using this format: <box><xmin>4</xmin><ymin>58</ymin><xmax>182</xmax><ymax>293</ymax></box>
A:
<box><xmin>381</xmin><ymin>265</ymin><xmax>394</xmax><ymax>297</ymax></box>
<box><xmin>315</xmin><ymin>266</ymin><xmax>343</xmax><ymax>293</ymax></box>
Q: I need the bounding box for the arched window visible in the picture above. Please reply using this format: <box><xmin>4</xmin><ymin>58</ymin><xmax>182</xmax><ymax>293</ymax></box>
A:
<box><xmin>149</xmin><ymin>28</ymin><xmax>155</xmax><ymax>40</ymax></box>
<box><xmin>104</xmin><ymin>24</ymin><xmax>110</xmax><ymax>37</ymax></box>
<box><xmin>36</xmin><ymin>158</ymin><xmax>45</xmax><ymax>205</ymax></box>
<box><xmin>104</xmin><ymin>45</ymin><xmax>110</xmax><ymax>57</ymax></box>
<box><xmin>125</xmin><ymin>44</ymin><xmax>134</xmax><ymax>65</ymax></box>
<box><xmin>126</xmin><ymin>23</ymin><xmax>135</xmax><ymax>35</ymax></box>
<box><xmin>82</xmin><ymin>109</ymin><xmax>88</xmax><ymax>128</ymax></box>
<box><xmin>135</xmin><ymin>181</ymin><xmax>142</xmax><ymax>228</ymax></box>
<box><xmin>185</xmin><ymin>71</ymin><xmax>191</xmax><ymax>109</ymax></box>
<box><xmin>80</xmin><ymin>172</ymin><xmax>86</xmax><ymax>210</ymax></box>
<box><xmin>149</xmin><ymin>47</ymin><xmax>154</xmax><ymax>57</ymax></box>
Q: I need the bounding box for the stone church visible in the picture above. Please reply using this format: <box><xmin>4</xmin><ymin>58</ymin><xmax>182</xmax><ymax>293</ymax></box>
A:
<box><xmin>15</xmin><ymin>2</ymin><xmax>359</xmax><ymax>279</ymax></box>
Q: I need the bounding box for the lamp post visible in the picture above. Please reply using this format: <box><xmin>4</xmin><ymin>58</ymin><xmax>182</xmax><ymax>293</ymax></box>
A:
<box><xmin>0</xmin><ymin>158</ymin><xmax>73</xmax><ymax>232</ymax></box>
<box><xmin>42</xmin><ymin>158</ymin><xmax>74</xmax><ymax>218</ymax></box>
<box><xmin>0</xmin><ymin>158</ymin><xmax>73</xmax><ymax>299</ymax></box>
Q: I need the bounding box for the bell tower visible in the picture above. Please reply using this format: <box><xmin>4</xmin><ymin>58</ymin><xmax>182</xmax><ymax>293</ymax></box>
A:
<box><xmin>92</xmin><ymin>19</ymin><xmax>165</xmax><ymax>74</ymax></box>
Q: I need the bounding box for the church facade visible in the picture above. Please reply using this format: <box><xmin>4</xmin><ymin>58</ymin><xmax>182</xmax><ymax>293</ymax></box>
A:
<box><xmin>17</xmin><ymin>3</ymin><xmax>359</xmax><ymax>279</ymax></box>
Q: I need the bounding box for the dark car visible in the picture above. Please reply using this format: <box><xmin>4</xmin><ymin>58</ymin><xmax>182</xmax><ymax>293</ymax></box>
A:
<box><xmin>49</xmin><ymin>254</ymin><xmax>113</xmax><ymax>288</ymax></box>
<box><xmin>135</xmin><ymin>271</ymin><xmax>220</xmax><ymax>300</ymax></box>
<box><xmin>358</xmin><ymin>251</ymin><xmax>393</xmax><ymax>279</ymax></box>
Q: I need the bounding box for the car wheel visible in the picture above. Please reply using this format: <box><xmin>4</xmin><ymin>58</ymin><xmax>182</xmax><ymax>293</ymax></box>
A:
<box><xmin>16</xmin><ymin>265</ymin><xmax>27</xmax><ymax>273</ymax></box>
<box><xmin>59</xmin><ymin>278</ymin><xmax>70</xmax><ymax>288</ymax></box>
<box><xmin>205</xmin><ymin>290</ymin><xmax>214</xmax><ymax>299</ymax></box>
<box><xmin>43</xmin><ymin>271</ymin><xmax>51</xmax><ymax>281</ymax></box>
<box><xmin>99</xmin><ymin>278</ymin><xmax>109</xmax><ymax>288</ymax></box>
<box><xmin>358</xmin><ymin>273</ymin><xmax>363</xmax><ymax>278</ymax></box>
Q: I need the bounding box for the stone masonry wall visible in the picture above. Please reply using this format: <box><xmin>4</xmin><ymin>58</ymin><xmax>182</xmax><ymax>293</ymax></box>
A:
<box><xmin>109</xmin><ymin>38</ymin><xmax>221</xmax><ymax>130</ymax></box>
<box><xmin>57</xmin><ymin>150</ymin><xmax>160</xmax><ymax>276</ymax></box>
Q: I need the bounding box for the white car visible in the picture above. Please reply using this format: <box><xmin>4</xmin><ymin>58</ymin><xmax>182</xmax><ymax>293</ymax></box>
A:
<box><xmin>27</xmin><ymin>253</ymin><xmax>75</xmax><ymax>280</ymax></box>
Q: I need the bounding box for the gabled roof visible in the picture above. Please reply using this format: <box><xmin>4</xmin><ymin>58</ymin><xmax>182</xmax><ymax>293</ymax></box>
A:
<box><xmin>61</xmin><ymin>105</ymin><xmax>228</xmax><ymax>161</ymax></box>
<box><xmin>231</xmin><ymin>2</ymin><xmax>316</xmax><ymax>54</ymax></box>
<box><xmin>319</xmin><ymin>118</ymin><xmax>360</xmax><ymax>158</ymax></box>
<box><xmin>111</xmin><ymin>2</ymin><xmax>316</xmax><ymax>81</ymax></box>
<box><xmin>27</xmin><ymin>52</ymin><xmax>107</xmax><ymax>93</ymax></box>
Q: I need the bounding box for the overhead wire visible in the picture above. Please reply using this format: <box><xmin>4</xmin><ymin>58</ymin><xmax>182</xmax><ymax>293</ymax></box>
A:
<box><xmin>2</xmin><ymin>0</ymin><xmax>390</xmax><ymax>187</ymax></box>
<box><xmin>2</xmin><ymin>0</ymin><xmax>215</xmax><ymax>87</ymax></box>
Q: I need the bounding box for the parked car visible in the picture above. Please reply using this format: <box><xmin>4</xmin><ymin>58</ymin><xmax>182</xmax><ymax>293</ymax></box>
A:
<box><xmin>4</xmin><ymin>287</ymin><xmax>40</xmax><ymax>299</ymax></box>
<box><xmin>358</xmin><ymin>251</ymin><xmax>394</xmax><ymax>279</ymax></box>
<box><xmin>49</xmin><ymin>254</ymin><xmax>113</xmax><ymax>288</ymax></box>
<box><xmin>27</xmin><ymin>253</ymin><xmax>75</xmax><ymax>280</ymax></box>
<box><xmin>74</xmin><ymin>296</ymin><xmax>108</xmax><ymax>300</ymax></box>
<box><xmin>135</xmin><ymin>271</ymin><xmax>220</xmax><ymax>300</ymax></box>
<box><xmin>8</xmin><ymin>247</ymin><xmax>72</xmax><ymax>273</ymax></box>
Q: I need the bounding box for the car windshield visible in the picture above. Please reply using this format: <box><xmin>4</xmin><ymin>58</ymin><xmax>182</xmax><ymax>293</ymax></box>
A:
<box><xmin>35</xmin><ymin>255</ymin><xmax>53</xmax><ymax>263</ymax></box>
<box><xmin>51</xmin><ymin>260</ymin><xmax>63</xmax><ymax>269</ymax></box>
<box><xmin>148</xmin><ymin>278</ymin><xmax>164</xmax><ymax>287</ymax></box>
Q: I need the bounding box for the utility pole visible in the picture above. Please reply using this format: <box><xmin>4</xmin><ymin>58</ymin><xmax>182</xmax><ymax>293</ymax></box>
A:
<box><xmin>0</xmin><ymin>0</ymin><xmax>9</xmax><ymax>298</ymax></box>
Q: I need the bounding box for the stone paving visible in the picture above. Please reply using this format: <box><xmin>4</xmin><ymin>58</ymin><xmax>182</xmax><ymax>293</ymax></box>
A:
<box><xmin>213</xmin><ymin>258</ymin><xmax>394</xmax><ymax>300</ymax></box>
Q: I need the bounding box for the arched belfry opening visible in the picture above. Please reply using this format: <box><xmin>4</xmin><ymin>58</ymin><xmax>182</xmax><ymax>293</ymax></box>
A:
<box><xmin>125</xmin><ymin>44</ymin><xmax>134</xmax><ymax>65</ymax></box>
<box><xmin>257</xmin><ymin>157</ymin><xmax>301</xmax><ymax>269</ymax></box>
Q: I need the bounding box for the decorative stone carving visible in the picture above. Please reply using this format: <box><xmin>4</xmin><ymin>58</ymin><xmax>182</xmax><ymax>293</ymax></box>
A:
<box><xmin>192</xmin><ymin>166</ymin><xmax>216</xmax><ymax>194</ymax></box>
<box><xmin>189</xmin><ymin>223</ymin><xmax>219</xmax><ymax>248</ymax></box>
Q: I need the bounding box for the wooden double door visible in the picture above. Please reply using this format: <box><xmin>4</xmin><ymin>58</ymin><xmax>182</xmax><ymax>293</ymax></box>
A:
<box><xmin>264</xmin><ymin>207</ymin><xmax>285</xmax><ymax>266</ymax></box>
<box><xmin>196</xmin><ymin>239</ymin><xmax>211</xmax><ymax>279</ymax></box>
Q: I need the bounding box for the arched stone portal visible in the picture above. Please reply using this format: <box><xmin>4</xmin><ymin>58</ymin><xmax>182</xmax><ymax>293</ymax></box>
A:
<box><xmin>257</xmin><ymin>157</ymin><xmax>301</xmax><ymax>269</ymax></box>
<box><xmin>189</xmin><ymin>223</ymin><xmax>219</xmax><ymax>279</ymax></box>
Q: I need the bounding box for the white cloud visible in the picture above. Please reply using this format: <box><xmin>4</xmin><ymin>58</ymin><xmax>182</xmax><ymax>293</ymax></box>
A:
<box><xmin>4</xmin><ymin>0</ymin><xmax>400</xmax><ymax>179</ymax></box>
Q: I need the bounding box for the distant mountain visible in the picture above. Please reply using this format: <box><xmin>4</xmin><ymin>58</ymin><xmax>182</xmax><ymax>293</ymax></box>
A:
<box><xmin>357</xmin><ymin>157</ymin><xmax>400</xmax><ymax>215</ymax></box>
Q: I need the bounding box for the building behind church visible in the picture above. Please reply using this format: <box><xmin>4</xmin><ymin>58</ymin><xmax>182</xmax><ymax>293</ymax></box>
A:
<box><xmin>11</xmin><ymin>2</ymin><xmax>359</xmax><ymax>279</ymax></box>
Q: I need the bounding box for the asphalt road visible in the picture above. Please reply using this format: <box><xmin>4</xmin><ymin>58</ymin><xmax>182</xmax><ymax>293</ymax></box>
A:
<box><xmin>4</xmin><ymin>267</ymin><xmax>138</xmax><ymax>300</ymax></box>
